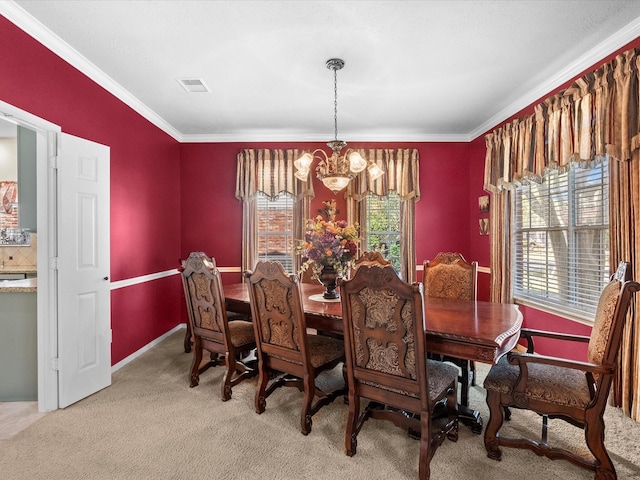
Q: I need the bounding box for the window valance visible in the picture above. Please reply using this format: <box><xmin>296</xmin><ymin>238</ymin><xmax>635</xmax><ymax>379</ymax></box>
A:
<box><xmin>347</xmin><ymin>149</ymin><xmax>420</xmax><ymax>201</ymax></box>
<box><xmin>484</xmin><ymin>48</ymin><xmax>640</xmax><ymax>192</ymax></box>
<box><xmin>235</xmin><ymin>149</ymin><xmax>314</xmax><ymax>201</ymax></box>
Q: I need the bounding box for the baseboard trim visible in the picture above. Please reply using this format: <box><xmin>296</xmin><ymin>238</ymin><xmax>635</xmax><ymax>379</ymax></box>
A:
<box><xmin>111</xmin><ymin>324</ymin><xmax>186</xmax><ymax>373</ymax></box>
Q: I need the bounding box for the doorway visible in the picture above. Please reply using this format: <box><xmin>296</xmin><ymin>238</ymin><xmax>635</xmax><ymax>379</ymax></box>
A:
<box><xmin>1</xmin><ymin>100</ymin><xmax>111</xmax><ymax>412</ymax></box>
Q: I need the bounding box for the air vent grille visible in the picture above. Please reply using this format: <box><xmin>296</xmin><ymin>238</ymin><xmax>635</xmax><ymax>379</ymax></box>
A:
<box><xmin>176</xmin><ymin>78</ymin><xmax>210</xmax><ymax>93</ymax></box>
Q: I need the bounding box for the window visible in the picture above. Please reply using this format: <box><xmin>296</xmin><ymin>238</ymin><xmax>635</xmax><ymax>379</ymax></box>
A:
<box><xmin>256</xmin><ymin>192</ymin><xmax>294</xmax><ymax>273</ymax></box>
<box><xmin>362</xmin><ymin>192</ymin><xmax>402</xmax><ymax>275</ymax></box>
<box><xmin>513</xmin><ymin>159</ymin><xmax>609</xmax><ymax>320</ymax></box>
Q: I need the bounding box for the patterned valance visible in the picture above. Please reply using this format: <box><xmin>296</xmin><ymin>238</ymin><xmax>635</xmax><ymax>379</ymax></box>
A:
<box><xmin>235</xmin><ymin>149</ymin><xmax>314</xmax><ymax>201</ymax></box>
<box><xmin>347</xmin><ymin>149</ymin><xmax>420</xmax><ymax>201</ymax></box>
<box><xmin>484</xmin><ymin>48</ymin><xmax>640</xmax><ymax>192</ymax></box>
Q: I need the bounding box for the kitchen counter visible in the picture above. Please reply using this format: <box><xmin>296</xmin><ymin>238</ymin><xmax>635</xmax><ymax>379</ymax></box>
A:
<box><xmin>0</xmin><ymin>266</ymin><xmax>37</xmax><ymax>274</ymax></box>
<box><xmin>0</xmin><ymin>277</ymin><xmax>37</xmax><ymax>293</ymax></box>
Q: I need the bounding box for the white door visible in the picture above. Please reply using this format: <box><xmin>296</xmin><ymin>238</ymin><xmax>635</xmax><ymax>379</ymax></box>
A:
<box><xmin>57</xmin><ymin>132</ymin><xmax>111</xmax><ymax>408</ymax></box>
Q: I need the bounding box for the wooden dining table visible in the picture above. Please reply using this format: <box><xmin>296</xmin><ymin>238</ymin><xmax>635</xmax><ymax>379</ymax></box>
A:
<box><xmin>223</xmin><ymin>282</ymin><xmax>523</xmax><ymax>433</ymax></box>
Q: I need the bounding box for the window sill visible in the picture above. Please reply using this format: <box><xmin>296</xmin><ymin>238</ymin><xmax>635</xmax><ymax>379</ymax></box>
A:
<box><xmin>513</xmin><ymin>296</ymin><xmax>594</xmax><ymax>327</ymax></box>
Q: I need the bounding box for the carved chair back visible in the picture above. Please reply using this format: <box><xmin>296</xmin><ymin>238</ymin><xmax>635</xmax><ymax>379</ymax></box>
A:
<box><xmin>341</xmin><ymin>264</ymin><xmax>428</xmax><ymax>406</ymax></box>
<box><xmin>354</xmin><ymin>251</ymin><xmax>392</xmax><ymax>268</ymax></box>
<box><xmin>423</xmin><ymin>252</ymin><xmax>477</xmax><ymax>301</ymax></box>
<box><xmin>423</xmin><ymin>252</ymin><xmax>478</xmax><ymax>406</ymax></box>
<box><xmin>180</xmin><ymin>252</ymin><xmax>232</xmax><ymax>348</ymax></box>
<box><xmin>339</xmin><ymin>264</ymin><xmax>459</xmax><ymax>479</ymax></box>
<box><xmin>245</xmin><ymin>260</ymin><xmax>346</xmax><ymax>435</ymax></box>
<box><xmin>589</xmin><ymin>261</ymin><xmax>633</xmax><ymax>373</ymax></box>
<box><xmin>245</xmin><ymin>260</ymin><xmax>311</xmax><ymax>372</ymax></box>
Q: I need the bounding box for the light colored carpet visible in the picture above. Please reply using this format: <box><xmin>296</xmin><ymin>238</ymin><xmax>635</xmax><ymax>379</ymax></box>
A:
<box><xmin>1</xmin><ymin>331</ymin><xmax>639</xmax><ymax>480</ymax></box>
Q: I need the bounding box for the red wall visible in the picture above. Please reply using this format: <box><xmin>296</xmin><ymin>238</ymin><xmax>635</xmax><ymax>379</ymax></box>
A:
<box><xmin>466</xmin><ymin>138</ymin><xmax>492</xmax><ymax>301</ymax></box>
<box><xmin>0</xmin><ymin>16</ymin><xmax>183</xmax><ymax>363</ymax></box>
<box><xmin>179</xmin><ymin>141</ymin><xmax>473</xmax><ymax>272</ymax></box>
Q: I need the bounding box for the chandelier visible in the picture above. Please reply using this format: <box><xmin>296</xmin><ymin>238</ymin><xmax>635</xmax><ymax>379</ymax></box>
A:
<box><xmin>294</xmin><ymin>58</ymin><xmax>384</xmax><ymax>194</ymax></box>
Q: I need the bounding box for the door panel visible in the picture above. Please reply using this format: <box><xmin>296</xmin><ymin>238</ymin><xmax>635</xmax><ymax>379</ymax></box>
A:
<box><xmin>57</xmin><ymin>132</ymin><xmax>110</xmax><ymax>408</ymax></box>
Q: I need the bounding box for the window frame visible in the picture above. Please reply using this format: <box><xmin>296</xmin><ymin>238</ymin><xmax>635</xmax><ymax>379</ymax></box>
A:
<box><xmin>512</xmin><ymin>159</ymin><xmax>610</xmax><ymax>323</ymax></box>
<box><xmin>361</xmin><ymin>191</ymin><xmax>402</xmax><ymax>277</ymax></box>
<box><xmin>255</xmin><ymin>191</ymin><xmax>295</xmax><ymax>274</ymax></box>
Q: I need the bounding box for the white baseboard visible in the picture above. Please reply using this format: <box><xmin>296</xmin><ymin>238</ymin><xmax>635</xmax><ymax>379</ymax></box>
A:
<box><xmin>111</xmin><ymin>323</ymin><xmax>186</xmax><ymax>373</ymax></box>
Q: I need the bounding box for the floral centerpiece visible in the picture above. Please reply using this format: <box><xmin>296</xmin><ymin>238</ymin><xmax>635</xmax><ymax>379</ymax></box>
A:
<box><xmin>297</xmin><ymin>200</ymin><xmax>359</xmax><ymax>299</ymax></box>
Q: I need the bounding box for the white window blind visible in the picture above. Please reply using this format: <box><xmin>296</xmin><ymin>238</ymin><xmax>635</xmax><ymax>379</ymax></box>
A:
<box><xmin>256</xmin><ymin>192</ymin><xmax>294</xmax><ymax>273</ymax></box>
<box><xmin>364</xmin><ymin>192</ymin><xmax>402</xmax><ymax>276</ymax></box>
<box><xmin>513</xmin><ymin>159</ymin><xmax>609</xmax><ymax>320</ymax></box>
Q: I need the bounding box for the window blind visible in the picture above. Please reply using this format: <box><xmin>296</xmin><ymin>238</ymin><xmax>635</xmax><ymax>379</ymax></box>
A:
<box><xmin>256</xmin><ymin>192</ymin><xmax>294</xmax><ymax>273</ymax></box>
<box><xmin>513</xmin><ymin>159</ymin><xmax>609</xmax><ymax>320</ymax></box>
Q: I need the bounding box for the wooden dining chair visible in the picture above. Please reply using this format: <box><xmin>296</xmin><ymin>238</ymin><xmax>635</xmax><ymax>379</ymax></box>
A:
<box><xmin>244</xmin><ymin>260</ymin><xmax>347</xmax><ymax>435</ymax></box>
<box><xmin>483</xmin><ymin>261</ymin><xmax>639</xmax><ymax>480</ymax></box>
<box><xmin>182</xmin><ymin>255</ymin><xmax>250</xmax><ymax>354</ymax></box>
<box><xmin>179</xmin><ymin>252</ymin><xmax>257</xmax><ymax>401</ymax></box>
<box><xmin>339</xmin><ymin>264</ymin><xmax>459</xmax><ymax>480</ymax></box>
<box><xmin>423</xmin><ymin>252</ymin><xmax>478</xmax><ymax>406</ymax></box>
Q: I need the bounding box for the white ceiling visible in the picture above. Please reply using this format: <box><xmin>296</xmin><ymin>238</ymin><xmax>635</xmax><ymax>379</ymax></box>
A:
<box><xmin>4</xmin><ymin>0</ymin><xmax>640</xmax><ymax>143</ymax></box>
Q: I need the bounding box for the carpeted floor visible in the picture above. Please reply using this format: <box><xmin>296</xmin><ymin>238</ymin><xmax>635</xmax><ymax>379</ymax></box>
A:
<box><xmin>1</xmin><ymin>330</ymin><xmax>639</xmax><ymax>479</ymax></box>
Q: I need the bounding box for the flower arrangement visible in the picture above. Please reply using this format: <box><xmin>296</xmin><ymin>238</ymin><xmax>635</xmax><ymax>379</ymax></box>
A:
<box><xmin>297</xmin><ymin>200</ymin><xmax>359</xmax><ymax>278</ymax></box>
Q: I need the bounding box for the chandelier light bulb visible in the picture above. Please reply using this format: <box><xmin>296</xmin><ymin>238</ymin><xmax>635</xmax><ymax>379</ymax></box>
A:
<box><xmin>294</xmin><ymin>168</ymin><xmax>309</xmax><ymax>181</ymax></box>
<box><xmin>347</xmin><ymin>151</ymin><xmax>367</xmax><ymax>173</ymax></box>
<box><xmin>294</xmin><ymin>152</ymin><xmax>313</xmax><ymax>171</ymax></box>
<box><xmin>367</xmin><ymin>162</ymin><xmax>385</xmax><ymax>181</ymax></box>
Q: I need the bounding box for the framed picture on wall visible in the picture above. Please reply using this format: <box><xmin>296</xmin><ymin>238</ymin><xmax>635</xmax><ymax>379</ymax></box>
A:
<box><xmin>479</xmin><ymin>218</ymin><xmax>489</xmax><ymax>235</ymax></box>
<box><xmin>479</xmin><ymin>195</ymin><xmax>489</xmax><ymax>213</ymax></box>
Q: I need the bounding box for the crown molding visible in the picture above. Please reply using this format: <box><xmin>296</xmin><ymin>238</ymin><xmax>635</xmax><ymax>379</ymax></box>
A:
<box><xmin>177</xmin><ymin>132</ymin><xmax>472</xmax><ymax>143</ymax></box>
<box><xmin>0</xmin><ymin>1</ymin><xmax>182</xmax><ymax>141</ymax></box>
<box><xmin>468</xmin><ymin>16</ymin><xmax>640</xmax><ymax>140</ymax></box>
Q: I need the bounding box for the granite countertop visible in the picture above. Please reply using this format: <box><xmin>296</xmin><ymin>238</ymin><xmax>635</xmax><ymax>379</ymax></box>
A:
<box><xmin>0</xmin><ymin>277</ymin><xmax>37</xmax><ymax>293</ymax></box>
<box><xmin>0</xmin><ymin>266</ymin><xmax>38</xmax><ymax>274</ymax></box>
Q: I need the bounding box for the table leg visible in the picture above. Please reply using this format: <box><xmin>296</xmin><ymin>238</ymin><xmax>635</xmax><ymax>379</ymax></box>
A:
<box><xmin>458</xmin><ymin>404</ymin><xmax>483</xmax><ymax>434</ymax></box>
<box><xmin>432</xmin><ymin>401</ymin><xmax>482</xmax><ymax>434</ymax></box>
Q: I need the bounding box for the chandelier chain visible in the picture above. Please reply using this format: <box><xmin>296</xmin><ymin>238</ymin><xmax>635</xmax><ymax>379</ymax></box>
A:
<box><xmin>333</xmin><ymin>67</ymin><xmax>338</xmax><ymax>142</ymax></box>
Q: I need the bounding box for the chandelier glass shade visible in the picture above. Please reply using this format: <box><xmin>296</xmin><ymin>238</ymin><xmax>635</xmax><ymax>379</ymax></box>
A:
<box><xmin>294</xmin><ymin>58</ymin><xmax>384</xmax><ymax>194</ymax></box>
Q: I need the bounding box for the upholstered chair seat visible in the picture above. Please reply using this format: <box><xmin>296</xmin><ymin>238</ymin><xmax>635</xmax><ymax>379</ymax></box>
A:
<box><xmin>227</xmin><ymin>320</ymin><xmax>256</xmax><ymax>348</ymax></box>
<box><xmin>268</xmin><ymin>335</ymin><xmax>344</xmax><ymax>368</ymax></box>
<box><xmin>361</xmin><ymin>360</ymin><xmax>459</xmax><ymax>403</ymax></box>
<box><xmin>307</xmin><ymin>335</ymin><xmax>345</xmax><ymax>368</ymax></box>
<box><xmin>485</xmin><ymin>358</ymin><xmax>591</xmax><ymax>408</ymax></box>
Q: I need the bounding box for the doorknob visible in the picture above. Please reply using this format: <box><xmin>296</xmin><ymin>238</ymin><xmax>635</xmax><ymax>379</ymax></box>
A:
<box><xmin>103</xmin><ymin>276</ymin><xmax>109</xmax><ymax>281</ymax></box>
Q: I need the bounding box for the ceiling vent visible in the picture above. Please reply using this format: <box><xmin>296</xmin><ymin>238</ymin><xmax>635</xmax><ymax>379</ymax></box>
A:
<box><xmin>176</xmin><ymin>78</ymin><xmax>210</xmax><ymax>93</ymax></box>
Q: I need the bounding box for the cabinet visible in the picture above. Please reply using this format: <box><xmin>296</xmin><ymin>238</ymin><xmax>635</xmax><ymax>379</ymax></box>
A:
<box><xmin>0</xmin><ymin>291</ymin><xmax>37</xmax><ymax>401</ymax></box>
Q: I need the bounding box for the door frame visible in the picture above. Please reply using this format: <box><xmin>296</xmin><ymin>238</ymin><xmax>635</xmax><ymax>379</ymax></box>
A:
<box><xmin>1</xmin><ymin>100</ymin><xmax>61</xmax><ymax>412</ymax></box>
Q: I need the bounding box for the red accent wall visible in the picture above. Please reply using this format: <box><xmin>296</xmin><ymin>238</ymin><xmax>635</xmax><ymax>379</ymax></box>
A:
<box><xmin>0</xmin><ymin>17</ymin><xmax>182</xmax><ymax>364</ymax></box>
<box><xmin>466</xmin><ymin>138</ymin><xmax>492</xmax><ymax>301</ymax></box>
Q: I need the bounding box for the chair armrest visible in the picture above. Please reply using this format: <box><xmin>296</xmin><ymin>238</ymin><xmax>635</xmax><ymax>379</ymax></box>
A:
<box><xmin>519</xmin><ymin>328</ymin><xmax>591</xmax><ymax>353</ymax></box>
<box><xmin>507</xmin><ymin>351</ymin><xmax>613</xmax><ymax>376</ymax></box>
